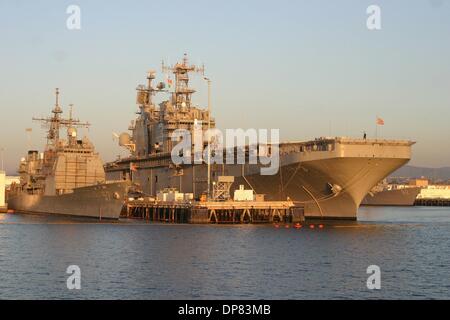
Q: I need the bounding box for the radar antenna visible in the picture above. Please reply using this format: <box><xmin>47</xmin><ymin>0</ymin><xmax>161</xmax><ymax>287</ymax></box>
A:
<box><xmin>136</xmin><ymin>69</ymin><xmax>168</xmax><ymax>111</ymax></box>
<box><xmin>33</xmin><ymin>88</ymin><xmax>91</xmax><ymax>148</ymax></box>
<box><xmin>162</xmin><ymin>53</ymin><xmax>205</xmax><ymax>109</ymax></box>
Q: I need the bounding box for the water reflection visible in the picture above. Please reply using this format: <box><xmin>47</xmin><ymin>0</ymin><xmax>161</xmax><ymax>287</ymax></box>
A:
<box><xmin>0</xmin><ymin>207</ymin><xmax>449</xmax><ymax>299</ymax></box>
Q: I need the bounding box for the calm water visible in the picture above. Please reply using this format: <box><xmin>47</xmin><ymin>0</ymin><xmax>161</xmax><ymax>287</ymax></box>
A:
<box><xmin>0</xmin><ymin>206</ymin><xmax>449</xmax><ymax>300</ymax></box>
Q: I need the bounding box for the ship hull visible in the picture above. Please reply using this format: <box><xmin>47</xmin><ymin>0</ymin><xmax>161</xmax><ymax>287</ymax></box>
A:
<box><xmin>107</xmin><ymin>158</ymin><xmax>406</xmax><ymax>220</ymax></box>
<box><xmin>8</xmin><ymin>181</ymin><xmax>129</xmax><ymax>220</ymax></box>
<box><xmin>106</xmin><ymin>138</ymin><xmax>414</xmax><ymax>220</ymax></box>
<box><xmin>361</xmin><ymin>187</ymin><xmax>421</xmax><ymax>206</ymax></box>
<box><xmin>108</xmin><ymin>155</ymin><xmax>412</xmax><ymax>220</ymax></box>
<box><xmin>230</xmin><ymin>157</ymin><xmax>410</xmax><ymax>219</ymax></box>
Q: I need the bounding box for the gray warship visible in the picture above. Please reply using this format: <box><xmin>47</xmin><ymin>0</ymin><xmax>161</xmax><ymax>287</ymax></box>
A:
<box><xmin>8</xmin><ymin>89</ymin><xmax>129</xmax><ymax>219</ymax></box>
<box><xmin>361</xmin><ymin>181</ymin><xmax>421</xmax><ymax>206</ymax></box>
<box><xmin>105</xmin><ymin>54</ymin><xmax>415</xmax><ymax>220</ymax></box>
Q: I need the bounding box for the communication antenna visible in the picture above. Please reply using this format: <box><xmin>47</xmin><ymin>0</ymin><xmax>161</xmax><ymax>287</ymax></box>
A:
<box><xmin>161</xmin><ymin>53</ymin><xmax>205</xmax><ymax>109</ymax></box>
<box><xmin>25</xmin><ymin>128</ymin><xmax>33</xmax><ymax>150</ymax></box>
<box><xmin>135</xmin><ymin>69</ymin><xmax>167</xmax><ymax>110</ymax></box>
<box><xmin>33</xmin><ymin>88</ymin><xmax>91</xmax><ymax>147</ymax></box>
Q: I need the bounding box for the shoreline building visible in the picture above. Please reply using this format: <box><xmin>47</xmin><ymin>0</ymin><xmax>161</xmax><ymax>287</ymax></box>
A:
<box><xmin>0</xmin><ymin>171</ymin><xmax>6</xmax><ymax>212</ymax></box>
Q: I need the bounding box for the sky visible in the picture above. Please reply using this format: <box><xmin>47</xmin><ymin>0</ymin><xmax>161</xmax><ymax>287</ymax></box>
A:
<box><xmin>0</xmin><ymin>0</ymin><xmax>449</xmax><ymax>174</ymax></box>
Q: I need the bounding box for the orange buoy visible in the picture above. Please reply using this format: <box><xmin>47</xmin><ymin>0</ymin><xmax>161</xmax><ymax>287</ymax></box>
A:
<box><xmin>294</xmin><ymin>223</ymin><xmax>302</xmax><ymax>229</ymax></box>
<box><xmin>319</xmin><ymin>224</ymin><xmax>324</xmax><ymax>229</ymax></box>
<box><xmin>285</xmin><ymin>224</ymin><xmax>290</xmax><ymax>229</ymax></box>
<box><xmin>309</xmin><ymin>224</ymin><xmax>315</xmax><ymax>229</ymax></box>
<box><xmin>274</xmin><ymin>224</ymin><xmax>280</xmax><ymax>228</ymax></box>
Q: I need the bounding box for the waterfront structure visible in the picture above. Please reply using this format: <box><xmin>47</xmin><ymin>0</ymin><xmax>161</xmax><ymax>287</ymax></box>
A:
<box><xmin>5</xmin><ymin>176</ymin><xmax>20</xmax><ymax>187</ymax></box>
<box><xmin>409</xmin><ymin>178</ymin><xmax>430</xmax><ymax>187</ymax></box>
<box><xmin>417</xmin><ymin>185</ymin><xmax>450</xmax><ymax>200</ymax></box>
<box><xmin>415</xmin><ymin>185</ymin><xmax>450</xmax><ymax>206</ymax></box>
<box><xmin>125</xmin><ymin>198</ymin><xmax>304</xmax><ymax>224</ymax></box>
<box><xmin>0</xmin><ymin>171</ymin><xmax>6</xmax><ymax>212</ymax></box>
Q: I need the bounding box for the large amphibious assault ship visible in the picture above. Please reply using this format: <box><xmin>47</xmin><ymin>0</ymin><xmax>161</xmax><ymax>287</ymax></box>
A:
<box><xmin>105</xmin><ymin>55</ymin><xmax>415</xmax><ymax>220</ymax></box>
<box><xmin>8</xmin><ymin>89</ymin><xmax>129</xmax><ymax>219</ymax></box>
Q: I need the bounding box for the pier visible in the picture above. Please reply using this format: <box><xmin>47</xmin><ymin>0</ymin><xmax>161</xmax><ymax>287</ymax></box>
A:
<box><xmin>0</xmin><ymin>171</ymin><xmax>6</xmax><ymax>213</ymax></box>
<box><xmin>125</xmin><ymin>200</ymin><xmax>305</xmax><ymax>224</ymax></box>
<box><xmin>415</xmin><ymin>198</ymin><xmax>450</xmax><ymax>207</ymax></box>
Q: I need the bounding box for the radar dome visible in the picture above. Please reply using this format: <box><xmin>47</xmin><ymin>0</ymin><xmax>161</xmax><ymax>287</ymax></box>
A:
<box><xmin>68</xmin><ymin>127</ymin><xmax>77</xmax><ymax>138</ymax></box>
<box><xmin>119</xmin><ymin>133</ymin><xmax>131</xmax><ymax>146</ymax></box>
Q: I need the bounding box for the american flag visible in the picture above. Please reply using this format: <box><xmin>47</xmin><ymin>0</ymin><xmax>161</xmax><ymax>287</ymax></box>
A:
<box><xmin>130</xmin><ymin>162</ymin><xmax>138</xmax><ymax>172</ymax></box>
<box><xmin>376</xmin><ymin>117</ymin><xmax>385</xmax><ymax>125</ymax></box>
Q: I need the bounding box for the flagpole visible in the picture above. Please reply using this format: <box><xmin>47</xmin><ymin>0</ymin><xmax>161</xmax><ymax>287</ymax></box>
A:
<box><xmin>375</xmin><ymin>116</ymin><xmax>384</xmax><ymax>140</ymax></box>
<box><xmin>204</xmin><ymin>77</ymin><xmax>212</xmax><ymax>201</ymax></box>
<box><xmin>375</xmin><ymin>116</ymin><xmax>378</xmax><ymax>140</ymax></box>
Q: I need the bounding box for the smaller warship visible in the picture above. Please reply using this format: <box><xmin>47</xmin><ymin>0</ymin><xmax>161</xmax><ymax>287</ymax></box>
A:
<box><xmin>8</xmin><ymin>89</ymin><xmax>129</xmax><ymax>219</ymax></box>
<box><xmin>361</xmin><ymin>180</ymin><xmax>421</xmax><ymax>206</ymax></box>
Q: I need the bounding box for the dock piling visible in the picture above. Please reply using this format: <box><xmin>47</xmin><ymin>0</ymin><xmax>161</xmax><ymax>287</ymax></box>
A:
<box><xmin>124</xmin><ymin>200</ymin><xmax>304</xmax><ymax>225</ymax></box>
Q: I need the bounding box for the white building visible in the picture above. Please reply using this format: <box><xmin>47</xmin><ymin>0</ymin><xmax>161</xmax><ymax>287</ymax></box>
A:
<box><xmin>5</xmin><ymin>176</ymin><xmax>20</xmax><ymax>187</ymax></box>
<box><xmin>0</xmin><ymin>171</ymin><xmax>6</xmax><ymax>212</ymax></box>
<box><xmin>417</xmin><ymin>185</ymin><xmax>450</xmax><ymax>200</ymax></box>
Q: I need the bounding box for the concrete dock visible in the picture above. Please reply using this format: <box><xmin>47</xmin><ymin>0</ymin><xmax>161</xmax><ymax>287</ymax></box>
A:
<box><xmin>125</xmin><ymin>200</ymin><xmax>305</xmax><ymax>224</ymax></box>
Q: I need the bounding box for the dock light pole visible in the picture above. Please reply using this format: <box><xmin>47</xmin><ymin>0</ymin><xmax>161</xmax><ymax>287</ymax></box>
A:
<box><xmin>204</xmin><ymin>77</ymin><xmax>212</xmax><ymax>200</ymax></box>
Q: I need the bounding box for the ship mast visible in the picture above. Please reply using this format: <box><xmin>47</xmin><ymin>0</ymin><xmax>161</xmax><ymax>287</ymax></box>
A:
<box><xmin>162</xmin><ymin>53</ymin><xmax>205</xmax><ymax>109</ymax></box>
<box><xmin>136</xmin><ymin>69</ymin><xmax>168</xmax><ymax>113</ymax></box>
<box><xmin>33</xmin><ymin>88</ymin><xmax>91</xmax><ymax>149</ymax></box>
<box><xmin>136</xmin><ymin>70</ymin><xmax>155</xmax><ymax>111</ymax></box>
<box><xmin>47</xmin><ymin>88</ymin><xmax>63</xmax><ymax>146</ymax></box>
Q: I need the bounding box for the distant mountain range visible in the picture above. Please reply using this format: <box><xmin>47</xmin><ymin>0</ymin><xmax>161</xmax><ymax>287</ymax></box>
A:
<box><xmin>391</xmin><ymin>165</ymin><xmax>450</xmax><ymax>181</ymax></box>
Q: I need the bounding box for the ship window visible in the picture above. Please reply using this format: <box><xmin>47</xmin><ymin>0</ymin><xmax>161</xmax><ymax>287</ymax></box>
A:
<box><xmin>155</xmin><ymin>175</ymin><xmax>158</xmax><ymax>183</ymax></box>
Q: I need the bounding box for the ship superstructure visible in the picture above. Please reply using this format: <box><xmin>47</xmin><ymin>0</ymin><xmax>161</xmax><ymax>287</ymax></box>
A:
<box><xmin>18</xmin><ymin>89</ymin><xmax>105</xmax><ymax>195</ymax></box>
<box><xmin>9</xmin><ymin>89</ymin><xmax>128</xmax><ymax>219</ymax></box>
<box><xmin>105</xmin><ymin>55</ymin><xmax>415</xmax><ymax>220</ymax></box>
<box><xmin>122</xmin><ymin>54</ymin><xmax>212</xmax><ymax>159</ymax></box>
